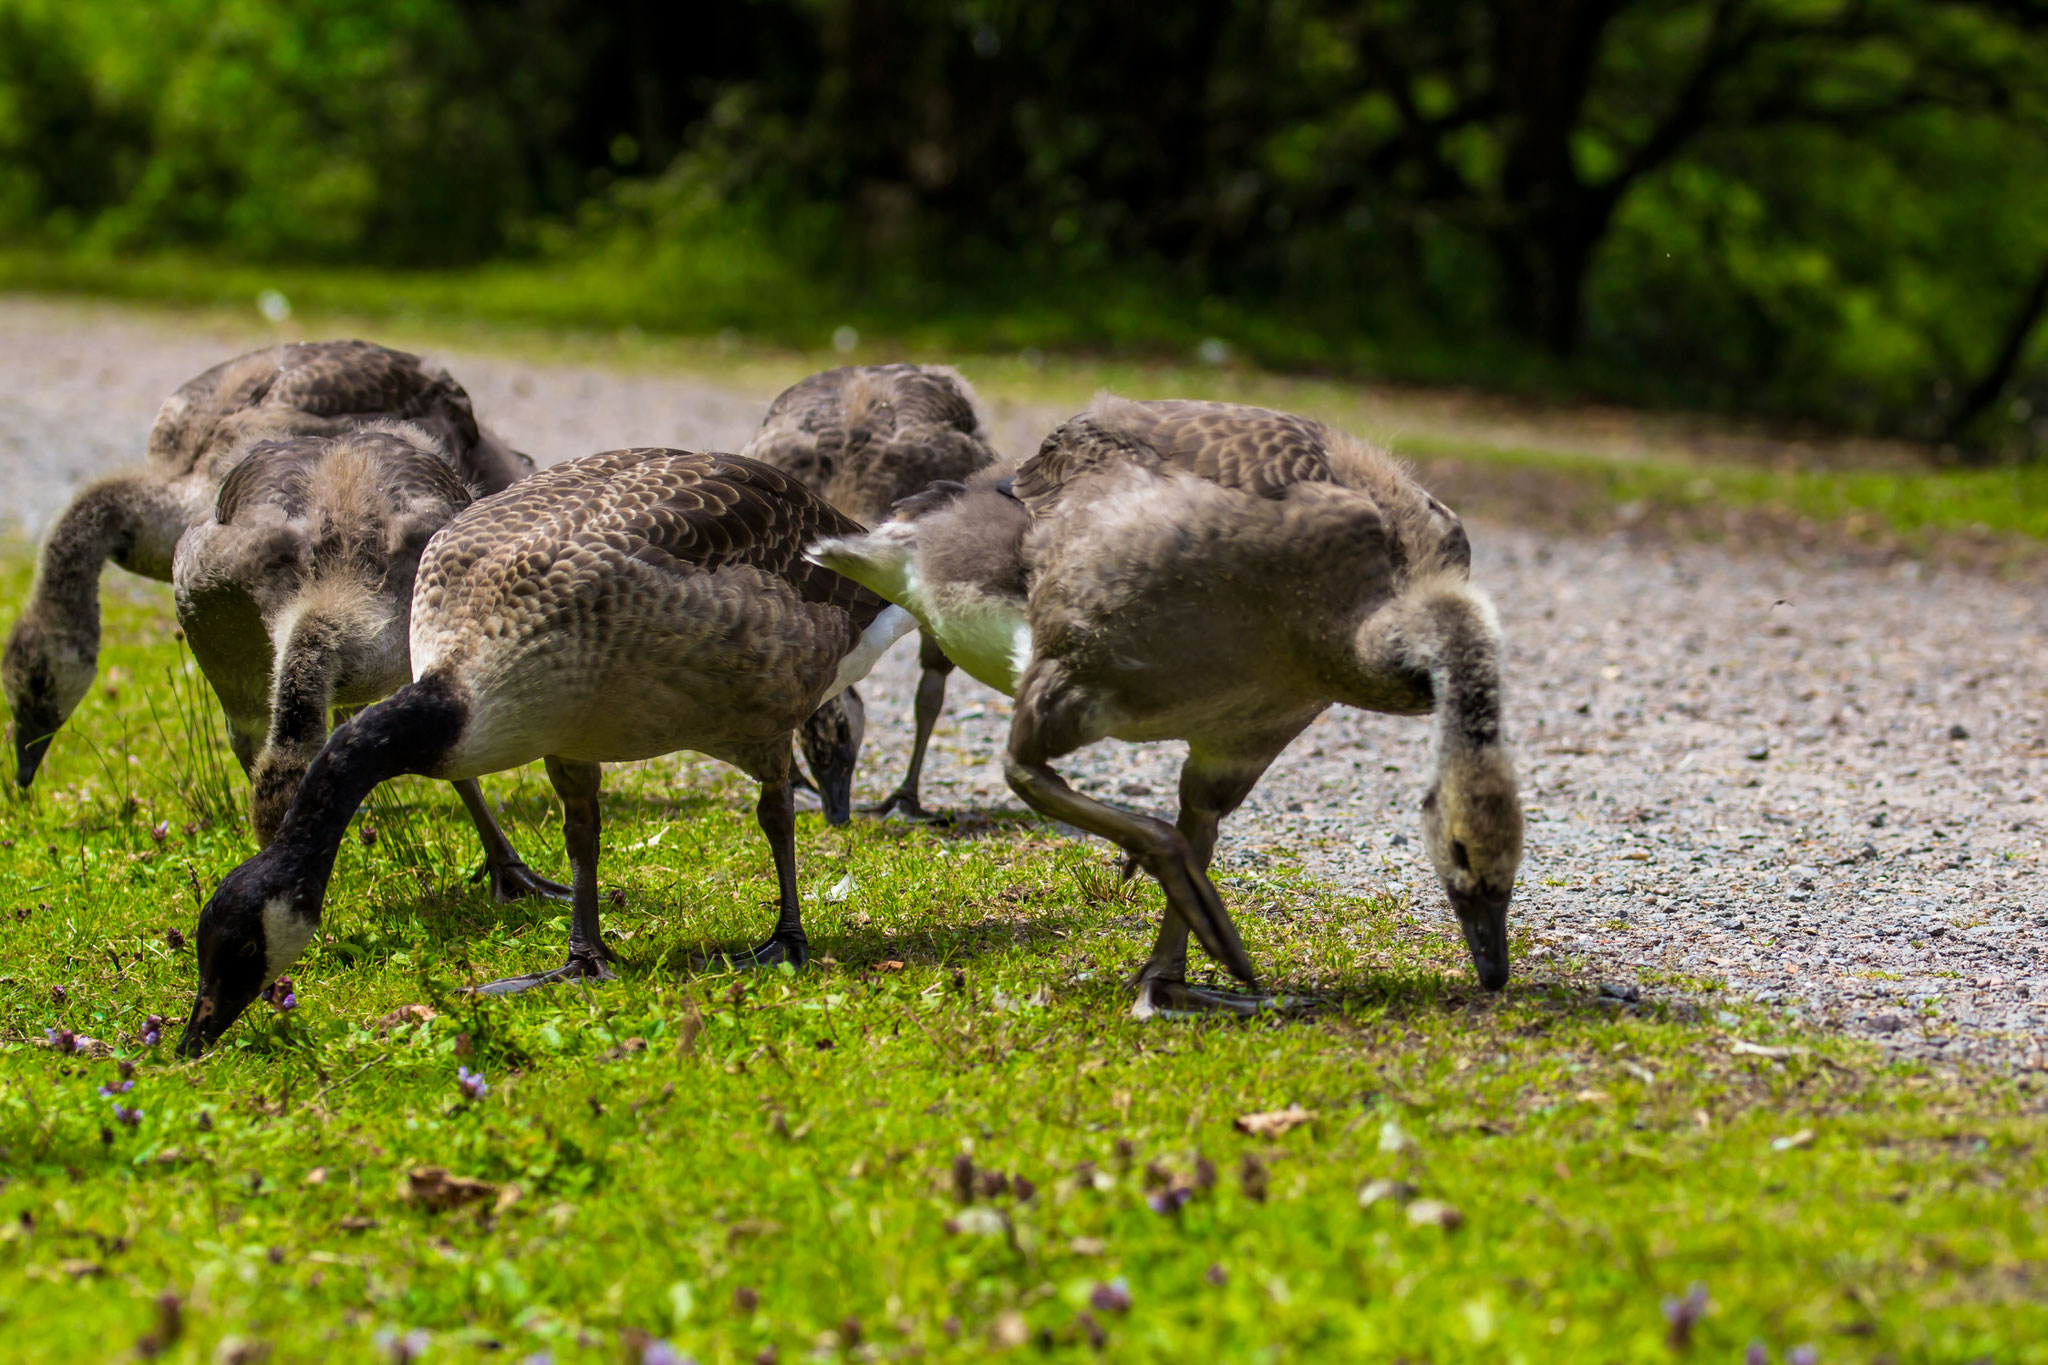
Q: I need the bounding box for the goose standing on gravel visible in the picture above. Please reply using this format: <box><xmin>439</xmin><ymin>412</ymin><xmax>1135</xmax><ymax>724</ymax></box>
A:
<box><xmin>174</xmin><ymin>422</ymin><xmax>560</xmax><ymax>897</ymax></box>
<box><xmin>3</xmin><ymin>340</ymin><xmax>532</xmax><ymax>787</ymax></box>
<box><xmin>812</xmin><ymin>397</ymin><xmax>1524</xmax><ymax>1015</ymax></box>
<box><xmin>179</xmin><ymin>450</ymin><xmax>913</xmax><ymax>1055</ymax></box>
<box><xmin>742</xmin><ymin>364</ymin><xmax>997</xmax><ymax>821</ymax></box>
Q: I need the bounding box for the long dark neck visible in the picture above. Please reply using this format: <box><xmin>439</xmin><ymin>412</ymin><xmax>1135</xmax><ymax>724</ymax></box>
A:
<box><xmin>264</xmin><ymin>672</ymin><xmax>467</xmax><ymax>903</ymax></box>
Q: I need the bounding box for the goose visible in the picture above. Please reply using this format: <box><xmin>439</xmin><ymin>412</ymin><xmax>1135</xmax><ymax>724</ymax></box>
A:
<box><xmin>178</xmin><ymin>449</ymin><xmax>914</xmax><ymax>1055</ymax></box>
<box><xmin>811</xmin><ymin>396</ymin><xmax>1524</xmax><ymax>1015</ymax></box>
<box><xmin>742</xmin><ymin>365</ymin><xmax>997</xmax><ymax>821</ymax></box>
<box><xmin>173</xmin><ymin>421</ymin><xmax>560</xmax><ymax>897</ymax></box>
<box><xmin>3</xmin><ymin>340</ymin><xmax>532</xmax><ymax>787</ymax></box>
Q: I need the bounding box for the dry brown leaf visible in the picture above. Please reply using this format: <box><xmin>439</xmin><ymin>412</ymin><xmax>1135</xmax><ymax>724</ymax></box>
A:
<box><xmin>403</xmin><ymin>1167</ymin><xmax>503</xmax><ymax>1213</ymax></box>
<box><xmin>597</xmin><ymin>1037</ymin><xmax>648</xmax><ymax>1062</ymax></box>
<box><xmin>1234</xmin><ymin>1104</ymin><xmax>1316</xmax><ymax>1137</ymax></box>
<box><xmin>372</xmin><ymin>1004</ymin><xmax>436</xmax><ymax>1035</ymax></box>
<box><xmin>876</xmin><ymin>960</ymin><xmax>907</xmax><ymax>973</ymax></box>
<box><xmin>302</xmin><ymin>1167</ymin><xmax>327</xmax><ymax>1187</ymax></box>
<box><xmin>334</xmin><ymin>1216</ymin><xmax>377</xmax><ymax>1232</ymax></box>
<box><xmin>57</xmin><ymin>1258</ymin><xmax>103</xmax><ymax>1279</ymax></box>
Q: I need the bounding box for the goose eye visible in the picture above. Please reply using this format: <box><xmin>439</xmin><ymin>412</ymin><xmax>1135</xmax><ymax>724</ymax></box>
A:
<box><xmin>1451</xmin><ymin>840</ymin><xmax>1470</xmax><ymax>871</ymax></box>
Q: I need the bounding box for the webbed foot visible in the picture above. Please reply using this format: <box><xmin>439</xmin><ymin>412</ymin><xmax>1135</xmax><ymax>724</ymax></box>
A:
<box><xmin>476</xmin><ymin>857</ymin><xmax>573</xmax><ymax>904</ymax></box>
<box><xmin>470</xmin><ymin>950</ymin><xmax>616</xmax><ymax>997</ymax></box>
<box><xmin>862</xmin><ymin>788</ymin><xmax>944</xmax><ymax>824</ymax></box>
<box><xmin>1130</xmin><ymin>975</ymin><xmax>1299</xmax><ymax>1020</ymax></box>
<box><xmin>696</xmin><ymin>933</ymin><xmax>809</xmax><ymax>973</ymax></box>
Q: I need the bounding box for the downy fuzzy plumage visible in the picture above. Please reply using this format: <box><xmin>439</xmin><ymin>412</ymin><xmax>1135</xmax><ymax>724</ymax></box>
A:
<box><xmin>3</xmin><ymin>340</ymin><xmax>533</xmax><ymax>787</ymax></box>
<box><xmin>813</xmin><ymin>395</ymin><xmax>1523</xmax><ymax>1014</ymax></box>
<box><xmin>181</xmin><ymin>450</ymin><xmax>913</xmax><ymax>1055</ymax></box>
<box><xmin>743</xmin><ymin>364</ymin><xmax>998</xmax><ymax>820</ymax></box>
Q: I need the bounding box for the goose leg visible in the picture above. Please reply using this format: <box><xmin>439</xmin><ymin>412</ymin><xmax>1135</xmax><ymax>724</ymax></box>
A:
<box><xmin>1003</xmin><ymin>669</ymin><xmax>1258</xmax><ymax>989</ymax></box>
<box><xmin>454</xmin><ymin>778</ymin><xmax>571</xmax><ymax>902</ymax></box>
<box><xmin>865</xmin><ymin>632</ymin><xmax>954</xmax><ymax>823</ymax></box>
<box><xmin>706</xmin><ymin>758</ymin><xmax>810</xmax><ymax>970</ymax></box>
<box><xmin>472</xmin><ymin>758</ymin><xmax>615</xmax><ymax>995</ymax></box>
<box><xmin>1132</xmin><ymin>749</ymin><xmax>1299</xmax><ymax>1019</ymax></box>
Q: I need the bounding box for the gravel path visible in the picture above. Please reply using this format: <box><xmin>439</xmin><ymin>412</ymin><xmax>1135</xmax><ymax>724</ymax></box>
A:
<box><xmin>5</xmin><ymin>296</ymin><xmax>2043</xmax><ymax>1067</ymax></box>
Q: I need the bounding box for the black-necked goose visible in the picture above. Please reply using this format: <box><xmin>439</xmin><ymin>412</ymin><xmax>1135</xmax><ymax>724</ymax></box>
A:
<box><xmin>742</xmin><ymin>365</ymin><xmax>997</xmax><ymax>821</ymax></box>
<box><xmin>813</xmin><ymin>396</ymin><xmax>1524</xmax><ymax>1015</ymax></box>
<box><xmin>172</xmin><ymin>421</ymin><xmax>560</xmax><ymax>897</ymax></box>
<box><xmin>3</xmin><ymin>340</ymin><xmax>533</xmax><ymax>787</ymax></box>
<box><xmin>178</xmin><ymin>450</ymin><xmax>913</xmax><ymax>1055</ymax></box>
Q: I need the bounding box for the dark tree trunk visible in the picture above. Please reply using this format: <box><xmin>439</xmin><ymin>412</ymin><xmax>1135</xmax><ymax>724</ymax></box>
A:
<box><xmin>1946</xmin><ymin>250</ymin><xmax>2048</xmax><ymax>449</ymax></box>
<box><xmin>1489</xmin><ymin>0</ymin><xmax>1621</xmax><ymax>355</ymax></box>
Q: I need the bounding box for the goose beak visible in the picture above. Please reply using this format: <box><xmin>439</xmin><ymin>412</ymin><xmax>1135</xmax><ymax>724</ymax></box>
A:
<box><xmin>1451</xmin><ymin>889</ymin><xmax>1511</xmax><ymax>991</ymax></box>
<box><xmin>176</xmin><ymin>992</ymin><xmax>230</xmax><ymax>1058</ymax></box>
<box><xmin>13</xmin><ymin>717</ymin><xmax>55</xmax><ymax>788</ymax></box>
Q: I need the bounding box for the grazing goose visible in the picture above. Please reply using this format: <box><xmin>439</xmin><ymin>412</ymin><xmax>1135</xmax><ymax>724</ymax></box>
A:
<box><xmin>173</xmin><ymin>422</ymin><xmax>560</xmax><ymax>897</ymax></box>
<box><xmin>178</xmin><ymin>450</ymin><xmax>914</xmax><ymax>1055</ymax></box>
<box><xmin>742</xmin><ymin>364</ymin><xmax>997</xmax><ymax>821</ymax></box>
<box><xmin>812</xmin><ymin>396</ymin><xmax>1524</xmax><ymax>1015</ymax></box>
<box><xmin>3</xmin><ymin>340</ymin><xmax>532</xmax><ymax>787</ymax></box>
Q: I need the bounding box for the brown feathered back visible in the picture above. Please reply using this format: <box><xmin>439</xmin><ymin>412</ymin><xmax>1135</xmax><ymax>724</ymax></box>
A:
<box><xmin>743</xmin><ymin>364</ymin><xmax>996</xmax><ymax>525</ymax></box>
<box><xmin>147</xmin><ymin>339</ymin><xmax>532</xmax><ymax>494</ymax></box>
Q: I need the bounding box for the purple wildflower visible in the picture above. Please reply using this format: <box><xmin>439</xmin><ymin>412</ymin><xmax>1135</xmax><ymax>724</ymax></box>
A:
<box><xmin>1788</xmin><ymin>1348</ymin><xmax>1818</xmax><ymax>1365</ymax></box>
<box><xmin>45</xmin><ymin>1026</ymin><xmax>77</xmax><ymax>1054</ymax></box>
<box><xmin>262</xmin><ymin>976</ymin><xmax>297</xmax><ymax>1012</ymax></box>
<box><xmin>642</xmin><ymin>1342</ymin><xmax>695</xmax><ymax>1365</ymax></box>
<box><xmin>457</xmin><ymin>1066</ymin><xmax>489</xmax><ymax>1101</ymax></box>
<box><xmin>1745</xmin><ymin>1344</ymin><xmax>1769</xmax><ymax>1365</ymax></box>
<box><xmin>140</xmin><ymin>1015</ymin><xmax>165</xmax><ymax>1047</ymax></box>
<box><xmin>50</xmin><ymin>984</ymin><xmax>66</xmax><ymax>1005</ymax></box>
<box><xmin>165</xmin><ymin>926</ymin><xmax>186</xmax><ymax>949</ymax></box>
<box><xmin>98</xmin><ymin>1080</ymin><xmax>134</xmax><ymax>1097</ymax></box>
<box><xmin>1662</xmin><ymin>1282</ymin><xmax>1709</xmax><ymax>1347</ymax></box>
<box><xmin>1146</xmin><ymin>1187</ymin><xmax>1193</xmax><ymax>1215</ymax></box>
<box><xmin>118</xmin><ymin>1058</ymin><xmax>135</xmax><ymax>1079</ymax></box>
<box><xmin>150</xmin><ymin>821</ymin><xmax>170</xmax><ymax>844</ymax></box>
<box><xmin>113</xmin><ymin>1103</ymin><xmax>143</xmax><ymax>1129</ymax></box>
<box><xmin>375</xmin><ymin>1328</ymin><xmax>432</xmax><ymax>1363</ymax></box>
<box><xmin>1088</xmin><ymin>1279</ymin><xmax>1132</xmax><ymax>1314</ymax></box>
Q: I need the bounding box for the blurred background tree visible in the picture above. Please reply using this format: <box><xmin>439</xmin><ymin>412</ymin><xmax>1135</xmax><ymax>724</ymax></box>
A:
<box><xmin>3</xmin><ymin>0</ymin><xmax>2046</xmax><ymax>458</ymax></box>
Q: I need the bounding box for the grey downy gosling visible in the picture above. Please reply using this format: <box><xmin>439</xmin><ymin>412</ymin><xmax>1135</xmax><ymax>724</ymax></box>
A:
<box><xmin>4</xmin><ymin>339</ymin><xmax>533</xmax><ymax>787</ymax></box>
<box><xmin>174</xmin><ymin>422</ymin><xmax>561</xmax><ymax>898</ymax></box>
<box><xmin>812</xmin><ymin>396</ymin><xmax>1524</xmax><ymax>1016</ymax></box>
<box><xmin>742</xmin><ymin>364</ymin><xmax>997</xmax><ymax>821</ymax></box>
<box><xmin>179</xmin><ymin>450</ymin><xmax>914</xmax><ymax>1055</ymax></box>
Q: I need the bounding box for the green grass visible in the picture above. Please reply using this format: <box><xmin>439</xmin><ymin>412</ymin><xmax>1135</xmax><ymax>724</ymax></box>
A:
<box><xmin>7</xmin><ymin>246</ymin><xmax>2048</xmax><ymax>556</ymax></box>
<box><xmin>4</xmin><ymin>560</ymin><xmax>2048</xmax><ymax>1363</ymax></box>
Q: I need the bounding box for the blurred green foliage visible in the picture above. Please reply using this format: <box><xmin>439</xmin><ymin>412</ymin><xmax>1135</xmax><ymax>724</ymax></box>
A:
<box><xmin>4</xmin><ymin>0</ymin><xmax>2048</xmax><ymax>456</ymax></box>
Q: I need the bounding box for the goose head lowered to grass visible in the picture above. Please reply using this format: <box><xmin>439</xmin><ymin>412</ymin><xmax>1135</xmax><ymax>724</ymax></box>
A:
<box><xmin>179</xmin><ymin>450</ymin><xmax>912</xmax><ymax>1055</ymax></box>
<box><xmin>811</xmin><ymin>396</ymin><xmax>1524</xmax><ymax>1015</ymax></box>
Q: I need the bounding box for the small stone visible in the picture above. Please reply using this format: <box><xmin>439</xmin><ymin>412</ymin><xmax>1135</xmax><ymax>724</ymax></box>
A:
<box><xmin>1948</xmin><ymin>724</ymin><xmax>1969</xmax><ymax>741</ymax></box>
<box><xmin>1745</xmin><ymin>744</ymin><xmax>1770</xmax><ymax>761</ymax></box>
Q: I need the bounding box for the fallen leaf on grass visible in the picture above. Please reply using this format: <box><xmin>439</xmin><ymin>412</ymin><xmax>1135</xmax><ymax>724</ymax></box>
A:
<box><xmin>57</xmin><ymin>1259</ymin><xmax>103</xmax><ymax>1279</ymax></box>
<box><xmin>1067</xmin><ymin>1236</ymin><xmax>1107</xmax><ymax>1256</ymax></box>
<box><xmin>1573</xmin><ymin>1089</ymin><xmax>1611</xmax><ymax>1104</ymax></box>
<box><xmin>1771</xmin><ymin>1129</ymin><xmax>1816</xmax><ymax>1152</ymax></box>
<box><xmin>945</xmin><ymin>1207</ymin><xmax>1009</xmax><ymax>1238</ymax></box>
<box><xmin>1235</xmin><ymin>1104</ymin><xmax>1315</xmax><ymax>1137</ymax></box>
<box><xmin>371</xmin><ymin>1004</ymin><xmax>436</xmax><ymax>1035</ymax></box>
<box><xmin>335</xmin><ymin>1216</ymin><xmax>377</xmax><ymax>1232</ymax></box>
<box><xmin>1405</xmin><ymin>1199</ymin><xmax>1464</xmax><ymax>1231</ymax></box>
<box><xmin>403</xmin><ymin>1167</ymin><xmax>521</xmax><ymax>1214</ymax></box>
<box><xmin>597</xmin><ymin>1037</ymin><xmax>648</xmax><ymax>1062</ymax></box>
<box><xmin>302</xmin><ymin>1167</ymin><xmax>327</xmax><ymax>1187</ymax></box>
<box><xmin>875</xmin><ymin>960</ymin><xmax>906</xmax><ymax>973</ymax></box>
<box><xmin>1357</xmin><ymin>1179</ymin><xmax>1418</xmax><ymax>1208</ymax></box>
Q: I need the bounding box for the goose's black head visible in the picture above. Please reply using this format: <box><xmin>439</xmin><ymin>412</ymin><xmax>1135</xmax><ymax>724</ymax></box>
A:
<box><xmin>799</xmin><ymin>687</ymin><xmax>867</xmax><ymax>826</ymax></box>
<box><xmin>178</xmin><ymin>849</ymin><xmax>320</xmax><ymax>1057</ymax></box>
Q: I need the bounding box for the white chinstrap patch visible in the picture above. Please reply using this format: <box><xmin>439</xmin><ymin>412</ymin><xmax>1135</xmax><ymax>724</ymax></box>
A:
<box><xmin>261</xmin><ymin>895</ymin><xmax>319</xmax><ymax>979</ymax></box>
